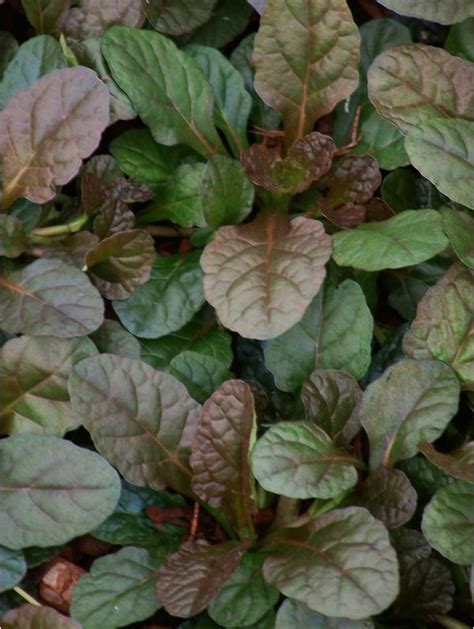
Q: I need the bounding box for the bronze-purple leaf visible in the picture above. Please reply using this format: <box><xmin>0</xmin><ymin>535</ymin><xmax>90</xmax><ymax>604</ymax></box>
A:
<box><xmin>418</xmin><ymin>442</ymin><xmax>474</xmax><ymax>484</ymax></box>
<box><xmin>320</xmin><ymin>155</ymin><xmax>382</xmax><ymax>209</ymax></box>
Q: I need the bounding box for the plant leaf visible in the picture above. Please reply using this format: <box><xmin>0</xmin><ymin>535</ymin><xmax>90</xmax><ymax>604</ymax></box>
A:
<box><xmin>0</xmin><ymin>216</ymin><xmax>28</xmax><ymax>259</ymax></box>
<box><xmin>0</xmin><ymin>32</ymin><xmax>18</xmax><ymax>78</ymax></box>
<box><xmin>275</xmin><ymin>599</ymin><xmax>374</xmax><ymax>628</ymax></box>
<box><xmin>0</xmin><ymin>67</ymin><xmax>109</xmax><ymax>208</ymax></box>
<box><xmin>254</xmin><ymin>0</ymin><xmax>360</xmax><ymax>146</ymax></box>
<box><xmin>301</xmin><ymin>369</ymin><xmax>362</xmax><ymax>446</ymax></box>
<box><xmin>405</xmin><ymin>118</ymin><xmax>474</xmax><ymax>209</ymax></box>
<box><xmin>0</xmin><ymin>335</ymin><xmax>97</xmax><ymax>436</ymax></box>
<box><xmin>191</xmin><ymin>380</ymin><xmax>256</xmax><ymax>536</ymax></box>
<box><xmin>190</xmin><ymin>0</ymin><xmax>253</xmax><ymax>49</ymax></box>
<box><xmin>70</xmin><ymin>546</ymin><xmax>168</xmax><ymax>628</ymax></box>
<box><xmin>361</xmin><ymin>358</ymin><xmax>460</xmax><ymax>470</ymax></box>
<box><xmin>440</xmin><ymin>206</ymin><xmax>474</xmax><ymax>268</ymax></box>
<box><xmin>201</xmin><ymin>212</ymin><xmax>331</xmax><ymax>340</ymax></box>
<box><xmin>169</xmin><ymin>351</ymin><xmax>232</xmax><ymax>404</ymax></box>
<box><xmin>264</xmin><ymin>279</ymin><xmax>373</xmax><ymax>391</ymax></box>
<box><xmin>0</xmin><ymin>434</ymin><xmax>120</xmax><ymax>548</ymax></box>
<box><xmin>144</xmin><ymin>0</ymin><xmax>217</xmax><ymax>35</ymax></box>
<box><xmin>0</xmin><ymin>547</ymin><xmax>26</xmax><ymax>593</ymax></box>
<box><xmin>89</xmin><ymin>319</ymin><xmax>141</xmax><ymax>359</ymax></box>
<box><xmin>102</xmin><ymin>26</ymin><xmax>224</xmax><ymax>158</ymax></box>
<box><xmin>69</xmin><ymin>354</ymin><xmax>200</xmax><ymax>495</ymax></box>
<box><xmin>375</xmin><ymin>0</ymin><xmax>474</xmax><ymax>24</ymax></box>
<box><xmin>263</xmin><ymin>507</ymin><xmax>399</xmax><ymax>618</ymax></box>
<box><xmin>156</xmin><ymin>540</ymin><xmax>250</xmax><ymax>618</ymax></box>
<box><xmin>332</xmin><ymin>210</ymin><xmax>449</xmax><ymax>271</ymax></box>
<box><xmin>403</xmin><ymin>263</ymin><xmax>474</xmax><ymax>390</ymax></box>
<box><xmin>41</xmin><ymin>232</ymin><xmax>100</xmax><ymax>269</ymax></box>
<box><xmin>445</xmin><ymin>17</ymin><xmax>474</xmax><ymax>62</ymax></box>
<box><xmin>359</xmin><ymin>467</ymin><xmax>417</xmax><ymax>529</ymax></box>
<box><xmin>0</xmin><ymin>259</ymin><xmax>104</xmax><ymax>337</ymax></box>
<box><xmin>352</xmin><ymin>109</ymin><xmax>409</xmax><ymax>170</ymax></box>
<box><xmin>113</xmin><ymin>251</ymin><xmax>205</xmax><ymax>338</ymax></box>
<box><xmin>418</xmin><ymin>442</ymin><xmax>474</xmax><ymax>483</ymax></box>
<box><xmin>252</xmin><ymin>421</ymin><xmax>359</xmax><ymax>499</ymax></box>
<box><xmin>1</xmin><ymin>605</ymin><xmax>81</xmax><ymax>628</ymax></box>
<box><xmin>368</xmin><ymin>44</ymin><xmax>474</xmax><ymax>134</ymax></box>
<box><xmin>422</xmin><ymin>480</ymin><xmax>474</xmax><ymax>564</ymax></box>
<box><xmin>85</xmin><ymin>229</ymin><xmax>156</xmax><ymax>300</ymax></box>
<box><xmin>21</xmin><ymin>0</ymin><xmax>70</xmax><ymax>34</ymax></box>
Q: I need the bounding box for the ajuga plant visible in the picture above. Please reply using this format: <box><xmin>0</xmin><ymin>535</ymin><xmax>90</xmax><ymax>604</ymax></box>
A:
<box><xmin>0</xmin><ymin>0</ymin><xmax>473</xmax><ymax>627</ymax></box>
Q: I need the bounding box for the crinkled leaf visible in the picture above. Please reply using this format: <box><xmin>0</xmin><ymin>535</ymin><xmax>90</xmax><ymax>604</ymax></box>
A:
<box><xmin>301</xmin><ymin>369</ymin><xmax>362</xmax><ymax>446</ymax></box>
<box><xmin>21</xmin><ymin>0</ymin><xmax>70</xmax><ymax>34</ymax></box>
<box><xmin>0</xmin><ymin>335</ymin><xmax>97</xmax><ymax>436</ymax></box>
<box><xmin>69</xmin><ymin>354</ymin><xmax>200</xmax><ymax>495</ymax></box>
<box><xmin>405</xmin><ymin>118</ymin><xmax>474</xmax><ymax>209</ymax></box>
<box><xmin>418</xmin><ymin>442</ymin><xmax>474</xmax><ymax>483</ymax></box>
<box><xmin>144</xmin><ymin>0</ymin><xmax>217</xmax><ymax>35</ymax></box>
<box><xmin>41</xmin><ymin>232</ymin><xmax>100</xmax><ymax>269</ymax></box>
<box><xmin>113</xmin><ymin>251</ymin><xmax>205</xmax><ymax>338</ymax></box>
<box><xmin>0</xmin><ymin>216</ymin><xmax>28</xmax><ymax>259</ymax></box>
<box><xmin>403</xmin><ymin>263</ymin><xmax>474</xmax><ymax>389</ymax></box>
<box><xmin>93</xmin><ymin>202</ymin><xmax>136</xmax><ymax>240</ymax></box>
<box><xmin>200</xmin><ymin>155</ymin><xmax>254</xmax><ymax>228</ymax></box>
<box><xmin>201</xmin><ymin>213</ymin><xmax>331</xmax><ymax>340</ymax></box>
<box><xmin>440</xmin><ymin>206</ymin><xmax>474</xmax><ymax>268</ymax></box>
<box><xmin>103</xmin><ymin>26</ymin><xmax>224</xmax><ymax>158</ymax></box>
<box><xmin>191</xmin><ymin>380</ymin><xmax>256</xmax><ymax>536</ymax></box>
<box><xmin>422</xmin><ymin>480</ymin><xmax>474</xmax><ymax>564</ymax></box>
<box><xmin>265</xmin><ymin>279</ymin><xmax>373</xmax><ymax>391</ymax></box>
<box><xmin>0</xmin><ymin>547</ymin><xmax>26</xmax><ymax>593</ymax></box>
<box><xmin>85</xmin><ymin>229</ymin><xmax>156</xmax><ymax>300</ymax></box>
<box><xmin>208</xmin><ymin>552</ymin><xmax>279</xmax><ymax>627</ymax></box>
<box><xmin>2</xmin><ymin>605</ymin><xmax>81</xmax><ymax>628</ymax></box>
<box><xmin>390</xmin><ymin>527</ymin><xmax>431</xmax><ymax>570</ymax></box>
<box><xmin>70</xmin><ymin>546</ymin><xmax>167</xmax><ymax>628</ymax></box>
<box><xmin>361</xmin><ymin>358</ymin><xmax>460</xmax><ymax>470</ymax></box>
<box><xmin>252</xmin><ymin>421</ymin><xmax>359</xmax><ymax>499</ymax></box>
<box><xmin>445</xmin><ymin>17</ymin><xmax>474</xmax><ymax>62</ymax></box>
<box><xmin>169</xmin><ymin>351</ymin><xmax>232</xmax><ymax>404</ymax></box>
<box><xmin>156</xmin><ymin>540</ymin><xmax>250</xmax><ymax>618</ymax></box>
<box><xmin>275</xmin><ymin>599</ymin><xmax>374</xmax><ymax>628</ymax></box>
<box><xmin>376</xmin><ymin>0</ymin><xmax>474</xmax><ymax>24</ymax></box>
<box><xmin>320</xmin><ymin>155</ymin><xmax>381</xmax><ymax>208</ymax></box>
<box><xmin>359</xmin><ymin>467</ymin><xmax>417</xmax><ymax>529</ymax></box>
<box><xmin>190</xmin><ymin>0</ymin><xmax>253</xmax><ymax>49</ymax></box>
<box><xmin>0</xmin><ymin>434</ymin><xmax>120</xmax><ymax>548</ymax></box>
<box><xmin>368</xmin><ymin>44</ymin><xmax>474</xmax><ymax>134</ymax></box>
<box><xmin>0</xmin><ymin>259</ymin><xmax>104</xmax><ymax>337</ymax></box>
<box><xmin>0</xmin><ymin>67</ymin><xmax>109</xmax><ymax>208</ymax></box>
<box><xmin>254</xmin><ymin>0</ymin><xmax>360</xmax><ymax>146</ymax></box>
<box><xmin>0</xmin><ymin>35</ymin><xmax>67</xmax><ymax>109</ymax></box>
<box><xmin>332</xmin><ymin>210</ymin><xmax>449</xmax><ymax>271</ymax></box>
<box><xmin>90</xmin><ymin>319</ymin><xmax>141</xmax><ymax>359</ymax></box>
<box><xmin>263</xmin><ymin>507</ymin><xmax>399</xmax><ymax>618</ymax></box>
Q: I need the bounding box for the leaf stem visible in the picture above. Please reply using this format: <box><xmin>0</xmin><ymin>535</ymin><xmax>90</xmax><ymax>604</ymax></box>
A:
<box><xmin>30</xmin><ymin>214</ymin><xmax>88</xmax><ymax>237</ymax></box>
<box><xmin>431</xmin><ymin>615</ymin><xmax>470</xmax><ymax>629</ymax></box>
<box><xmin>13</xmin><ymin>586</ymin><xmax>41</xmax><ymax>607</ymax></box>
<box><xmin>270</xmin><ymin>497</ymin><xmax>301</xmax><ymax>531</ymax></box>
<box><xmin>144</xmin><ymin>225</ymin><xmax>193</xmax><ymax>238</ymax></box>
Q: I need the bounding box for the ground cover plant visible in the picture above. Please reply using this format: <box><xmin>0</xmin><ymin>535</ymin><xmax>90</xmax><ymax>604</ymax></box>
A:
<box><xmin>0</xmin><ymin>0</ymin><xmax>473</xmax><ymax>626</ymax></box>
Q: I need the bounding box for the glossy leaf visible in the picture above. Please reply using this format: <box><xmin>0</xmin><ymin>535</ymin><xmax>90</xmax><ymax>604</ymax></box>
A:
<box><xmin>0</xmin><ymin>434</ymin><xmax>120</xmax><ymax>549</ymax></box>
<box><xmin>0</xmin><ymin>216</ymin><xmax>28</xmax><ymax>259</ymax></box>
<box><xmin>1</xmin><ymin>605</ymin><xmax>81</xmax><ymax>628</ymax></box>
<box><xmin>144</xmin><ymin>0</ymin><xmax>217</xmax><ymax>35</ymax></box>
<box><xmin>103</xmin><ymin>26</ymin><xmax>224</xmax><ymax>158</ymax></box>
<box><xmin>0</xmin><ymin>335</ymin><xmax>97</xmax><ymax>436</ymax></box>
<box><xmin>360</xmin><ymin>467</ymin><xmax>417</xmax><ymax>529</ymax></box>
<box><xmin>190</xmin><ymin>0</ymin><xmax>253</xmax><ymax>48</ymax></box>
<box><xmin>201</xmin><ymin>212</ymin><xmax>331</xmax><ymax>340</ymax></box>
<box><xmin>254</xmin><ymin>0</ymin><xmax>360</xmax><ymax>146</ymax></box>
<box><xmin>263</xmin><ymin>507</ymin><xmax>399</xmax><ymax>618</ymax></box>
<box><xmin>332</xmin><ymin>210</ymin><xmax>449</xmax><ymax>271</ymax></box>
<box><xmin>275</xmin><ymin>599</ymin><xmax>374</xmax><ymax>628</ymax></box>
<box><xmin>89</xmin><ymin>319</ymin><xmax>141</xmax><ymax>359</ymax></box>
<box><xmin>0</xmin><ymin>547</ymin><xmax>26</xmax><ymax>593</ymax></box>
<box><xmin>21</xmin><ymin>0</ymin><xmax>70</xmax><ymax>34</ymax></box>
<box><xmin>418</xmin><ymin>442</ymin><xmax>474</xmax><ymax>483</ymax></box>
<box><xmin>376</xmin><ymin>0</ymin><xmax>474</xmax><ymax>24</ymax></box>
<box><xmin>169</xmin><ymin>351</ymin><xmax>232</xmax><ymax>404</ymax></box>
<box><xmin>69</xmin><ymin>354</ymin><xmax>200</xmax><ymax>495</ymax></box>
<box><xmin>0</xmin><ymin>67</ymin><xmax>109</xmax><ymax>208</ymax></box>
<box><xmin>441</xmin><ymin>206</ymin><xmax>474</xmax><ymax>268</ymax></box>
<box><xmin>0</xmin><ymin>259</ymin><xmax>104</xmax><ymax>337</ymax></box>
<box><xmin>361</xmin><ymin>358</ymin><xmax>460</xmax><ymax>470</ymax></box>
<box><xmin>113</xmin><ymin>251</ymin><xmax>205</xmax><ymax>338</ymax></box>
<box><xmin>352</xmin><ymin>108</ymin><xmax>409</xmax><ymax>170</ymax></box>
<box><xmin>403</xmin><ymin>263</ymin><xmax>474</xmax><ymax>389</ymax></box>
<box><xmin>445</xmin><ymin>17</ymin><xmax>474</xmax><ymax>62</ymax></box>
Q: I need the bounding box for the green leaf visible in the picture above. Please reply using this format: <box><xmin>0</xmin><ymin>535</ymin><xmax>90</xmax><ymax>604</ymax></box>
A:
<box><xmin>441</xmin><ymin>206</ymin><xmax>474</xmax><ymax>268</ymax></box>
<box><xmin>0</xmin><ymin>259</ymin><xmax>104</xmax><ymax>337</ymax></box>
<box><xmin>191</xmin><ymin>380</ymin><xmax>256</xmax><ymax>536</ymax></box>
<box><xmin>156</xmin><ymin>540</ymin><xmax>250</xmax><ymax>618</ymax></box>
<box><xmin>208</xmin><ymin>552</ymin><xmax>279</xmax><ymax>627</ymax></box>
<box><xmin>102</xmin><ymin>26</ymin><xmax>224</xmax><ymax>158</ymax></box>
<box><xmin>390</xmin><ymin>527</ymin><xmax>431</xmax><ymax>569</ymax></box>
<box><xmin>0</xmin><ymin>32</ymin><xmax>18</xmax><ymax>78</ymax></box>
<box><xmin>418</xmin><ymin>442</ymin><xmax>474</xmax><ymax>483</ymax></box>
<box><xmin>301</xmin><ymin>369</ymin><xmax>362</xmax><ymax>446</ymax></box>
<box><xmin>200</xmin><ymin>155</ymin><xmax>254</xmax><ymax>228</ymax></box>
<box><xmin>21</xmin><ymin>0</ymin><xmax>70</xmax><ymax>34</ymax></box>
<box><xmin>113</xmin><ymin>251</ymin><xmax>205</xmax><ymax>338</ymax></box>
<box><xmin>368</xmin><ymin>44</ymin><xmax>474</xmax><ymax>134</ymax></box>
<box><xmin>201</xmin><ymin>212</ymin><xmax>331</xmax><ymax>340</ymax></box>
<box><xmin>254</xmin><ymin>0</ymin><xmax>360</xmax><ymax>146</ymax></box>
<box><xmin>169</xmin><ymin>351</ymin><xmax>232</xmax><ymax>404</ymax></box>
<box><xmin>144</xmin><ymin>0</ymin><xmax>217</xmax><ymax>35</ymax></box>
<box><xmin>0</xmin><ymin>34</ymin><xmax>67</xmax><ymax>109</ymax></box>
<box><xmin>359</xmin><ymin>18</ymin><xmax>412</xmax><ymax>76</ymax></box>
<box><xmin>0</xmin><ymin>66</ymin><xmax>109</xmax><ymax>208</ymax></box>
<box><xmin>422</xmin><ymin>480</ymin><xmax>474</xmax><ymax>564</ymax></box>
<box><xmin>361</xmin><ymin>358</ymin><xmax>460</xmax><ymax>470</ymax></box>
<box><xmin>445</xmin><ymin>18</ymin><xmax>474</xmax><ymax>61</ymax></box>
<box><xmin>0</xmin><ymin>547</ymin><xmax>26</xmax><ymax>593</ymax></box>
<box><xmin>186</xmin><ymin>44</ymin><xmax>252</xmax><ymax>155</ymax></box>
<box><xmin>381</xmin><ymin>169</ymin><xmax>445</xmax><ymax>212</ymax></box>
<box><xmin>264</xmin><ymin>279</ymin><xmax>373</xmax><ymax>391</ymax></box>
<box><xmin>70</xmin><ymin>546</ymin><xmax>168</xmax><ymax>628</ymax></box>
<box><xmin>0</xmin><ymin>335</ymin><xmax>97</xmax><ymax>436</ymax></box>
<box><xmin>85</xmin><ymin>229</ymin><xmax>156</xmax><ymax>300</ymax></box>
<box><xmin>0</xmin><ymin>434</ymin><xmax>120</xmax><ymax>549</ymax></box>
<box><xmin>405</xmin><ymin>118</ymin><xmax>474</xmax><ymax>209</ymax></box>
<box><xmin>275</xmin><ymin>599</ymin><xmax>374</xmax><ymax>628</ymax></box>
<box><xmin>89</xmin><ymin>319</ymin><xmax>141</xmax><ymax>359</ymax></box>
<box><xmin>399</xmin><ymin>455</ymin><xmax>453</xmax><ymax>501</ymax></box>
<box><xmin>252</xmin><ymin>421</ymin><xmax>359</xmax><ymax>499</ymax></box>
<box><xmin>0</xmin><ymin>216</ymin><xmax>28</xmax><ymax>259</ymax></box>
<box><xmin>2</xmin><ymin>605</ymin><xmax>81</xmax><ymax>628</ymax></box>
<box><xmin>359</xmin><ymin>467</ymin><xmax>417</xmax><ymax>529</ymax></box>
<box><xmin>263</xmin><ymin>507</ymin><xmax>399</xmax><ymax>618</ymax></box>
<box><xmin>332</xmin><ymin>210</ymin><xmax>449</xmax><ymax>271</ymax></box>
<box><xmin>190</xmin><ymin>0</ymin><xmax>253</xmax><ymax>48</ymax></box>
<box><xmin>352</xmin><ymin>108</ymin><xmax>409</xmax><ymax>170</ymax></box>
<box><xmin>69</xmin><ymin>354</ymin><xmax>200</xmax><ymax>495</ymax></box>
<box><xmin>376</xmin><ymin>0</ymin><xmax>474</xmax><ymax>24</ymax></box>
<box><xmin>403</xmin><ymin>263</ymin><xmax>474</xmax><ymax>390</ymax></box>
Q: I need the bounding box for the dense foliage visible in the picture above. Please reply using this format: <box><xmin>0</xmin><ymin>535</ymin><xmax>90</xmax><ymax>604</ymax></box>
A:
<box><xmin>0</xmin><ymin>0</ymin><xmax>473</xmax><ymax>627</ymax></box>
